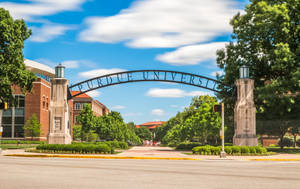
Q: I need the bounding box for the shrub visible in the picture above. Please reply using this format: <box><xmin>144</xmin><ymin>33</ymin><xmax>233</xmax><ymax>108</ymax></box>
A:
<box><xmin>296</xmin><ymin>139</ymin><xmax>300</xmax><ymax>147</ymax></box>
<box><xmin>192</xmin><ymin>145</ymin><xmax>267</xmax><ymax>155</ymax></box>
<box><xmin>176</xmin><ymin>142</ymin><xmax>202</xmax><ymax>150</ymax></box>
<box><xmin>249</xmin><ymin>146</ymin><xmax>256</xmax><ymax>154</ymax></box>
<box><xmin>278</xmin><ymin>137</ymin><xmax>293</xmax><ymax>148</ymax></box>
<box><xmin>36</xmin><ymin>144</ymin><xmax>112</xmax><ymax>154</ymax></box>
<box><xmin>0</xmin><ymin>140</ymin><xmax>45</xmax><ymax>144</ymax></box>
<box><xmin>101</xmin><ymin>141</ymin><xmax>128</xmax><ymax>149</ymax></box>
<box><xmin>240</xmin><ymin>146</ymin><xmax>250</xmax><ymax>154</ymax></box>
<box><xmin>231</xmin><ymin>146</ymin><xmax>241</xmax><ymax>154</ymax></box>
<box><xmin>224</xmin><ymin>146</ymin><xmax>232</xmax><ymax>154</ymax></box>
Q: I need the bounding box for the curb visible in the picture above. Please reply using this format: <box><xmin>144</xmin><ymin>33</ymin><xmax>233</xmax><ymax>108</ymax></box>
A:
<box><xmin>4</xmin><ymin>154</ymin><xmax>202</xmax><ymax>161</ymax></box>
<box><xmin>248</xmin><ymin>159</ymin><xmax>300</xmax><ymax>161</ymax></box>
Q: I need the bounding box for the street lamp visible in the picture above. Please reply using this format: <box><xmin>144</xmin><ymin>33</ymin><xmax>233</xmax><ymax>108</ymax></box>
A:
<box><xmin>240</xmin><ymin>65</ymin><xmax>249</xmax><ymax>79</ymax></box>
<box><xmin>55</xmin><ymin>64</ymin><xmax>65</xmax><ymax>78</ymax></box>
<box><xmin>220</xmin><ymin>103</ymin><xmax>226</xmax><ymax>158</ymax></box>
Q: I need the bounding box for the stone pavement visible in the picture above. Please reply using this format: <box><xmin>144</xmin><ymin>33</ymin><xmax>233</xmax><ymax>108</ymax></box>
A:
<box><xmin>1</xmin><ymin>146</ymin><xmax>300</xmax><ymax>161</ymax></box>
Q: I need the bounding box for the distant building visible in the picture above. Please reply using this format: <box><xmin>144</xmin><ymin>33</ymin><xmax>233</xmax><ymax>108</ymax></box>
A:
<box><xmin>71</xmin><ymin>91</ymin><xmax>109</xmax><ymax>125</ymax></box>
<box><xmin>136</xmin><ymin>121</ymin><xmax>165</xmax><ymax>131</ymax></box>
<box><xmin>1</xmin><ymin>59</ymin><xmax>109</xmax><ymax>140</ymax></box>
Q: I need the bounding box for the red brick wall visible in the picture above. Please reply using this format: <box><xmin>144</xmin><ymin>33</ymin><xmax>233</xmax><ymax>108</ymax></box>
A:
<box><xmin>25</xmin><ymin>78</ymin><xmax>51</xmax><ymax>141</ymax></box>
<box><xmin>260</xmin><ymin>136</ymin><xmax>279</xmax><ymax>147</ymax></box>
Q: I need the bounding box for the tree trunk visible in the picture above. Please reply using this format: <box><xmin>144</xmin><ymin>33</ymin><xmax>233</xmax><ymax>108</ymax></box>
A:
<box><xmin>294</xmin><ymin>134</ymin><xmax>297</xmax><ymax>148</ymax></box>
<box><xmin>280</xmin><ymin>135</ymin><xmax>284</xmax><ymax>150</ymax></box>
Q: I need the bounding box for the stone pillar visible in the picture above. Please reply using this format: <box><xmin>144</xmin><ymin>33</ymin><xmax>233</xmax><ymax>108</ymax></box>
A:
<box><xmin>233</xmin><ymin>79</ymin><xmax>258</xmax><ymax>146</ymax></box>
<box><xmin>48</xmin><ymin>78</ymin><xmax>72</xmax><ymax>144</ymax></box>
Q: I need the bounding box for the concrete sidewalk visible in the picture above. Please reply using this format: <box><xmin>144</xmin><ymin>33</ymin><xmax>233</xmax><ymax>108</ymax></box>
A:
<box><xmin>2</xmin><ymin>146</ymin><xmax>300</xmax><ymax>161</ymax></box>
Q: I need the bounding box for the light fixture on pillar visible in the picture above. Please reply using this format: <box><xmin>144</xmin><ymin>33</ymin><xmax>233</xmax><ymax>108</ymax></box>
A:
<box><xmin>55</xmin><ymin>64</ymin><xmax>65</xmax><ymax>78</ymax></box>
<box><xmin>239</xmin><ymin>65</ymin><xmax>249</xmax><ymax>79</ymax></box>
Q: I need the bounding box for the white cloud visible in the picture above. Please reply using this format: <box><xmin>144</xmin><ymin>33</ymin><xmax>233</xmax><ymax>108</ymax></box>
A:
<box><xmin>156</xmin><ymin>42</ymin><xmax>227</xmax><ymax>65</ymax></box>
<box><xmin>111</xmin><ymin>105</ymin><xmax>125</xmax><ymax>110</ymax></box>
<box><xmin>146</xmin><ymin>88</ymin><xmax>211</xmax><ymax>98</ymax></box>
<box><xmin>151</xmin><ymin>109</ymin><xmax>165</xmax><ymax>116</ymax></box>
<box><xmin>0</xmin><ymin>0</ymin><xmax>86</xmax><ymax>20</ymax></box>
<box><xmin>86</xmin><ymin>90</ymin><xmax>101</xmax><ymax>98</ymax></box>
<box><xmin>61</xmin><ymin>60</ymin><xmax>80</xmax><ymax>69</ymax></box>
<box><xmin>211</xmin><ymin>70</ymin><xmax>225</xmax><ymax>77</ymax></box>
<box><xmin>78</xmin><ymin>68</ymin><xmax>127</xmax><ymax>79</ymax></box>
<box><xmin>30</xmin><ymin>24</ymin><xmax>75</xmax><ymax>42</ymax></box>
<box><xmin>79</xmin><ymin>0</ymin><xmax>240</xmax><ymax>48</ymax></box>
<box><xmin>170</xmin><ymin>105</ymin><xmax>179</xmax><ymax>108</ymax></box>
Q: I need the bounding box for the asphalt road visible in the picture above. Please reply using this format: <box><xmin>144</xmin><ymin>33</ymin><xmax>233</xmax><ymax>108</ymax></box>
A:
<box><xmin>0</xmin><ymin>156</ymin><xmax>300</xmax><ymax>189</ymax></box>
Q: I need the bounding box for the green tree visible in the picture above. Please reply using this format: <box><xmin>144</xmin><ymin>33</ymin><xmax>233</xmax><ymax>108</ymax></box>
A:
<box><xmin>24</xmin><ymin>114</ymin><xmax>42</xmax><ymax>140</ymax></box>
<box><xmin>162</xmin><ymin>95</ymin><xmax>221</xmax><ymax>145</ymax></box>
<box><xmin>77</xmin><ymin>104</ymin><xmax>96</xmax><ymax>141</ymax></box>
<box><xmin>0</xmin><ymin>8</ymin><xmax>36</xmax><ymax>128</ymax></box>
<box><xmin>154</xmin><ymin>112</ymin><xmax>183</xmax><ymax>142</ymax></box>
<box><xmin>135</xmin><ymin>126</ymin><xmax>152</xmax><ymax>141</ymax></box>
<box><xmin>216</xmin><ymin>0</ymin><xmax>300</xmax><ymax>142</ymax></box>
<box><xmin>94</xmin><ymin>111</ymin><xmax>141</xmax><ymax>145</ymax></box>
<box><xmin>127</xmin><ymin>122</ymin><xmax>136</xmax><ymax>131</ymax></box>
<box><xmin>72</xmin><ymin>125</ymin><xmax>82</xmax><ymax>141</ymax></box>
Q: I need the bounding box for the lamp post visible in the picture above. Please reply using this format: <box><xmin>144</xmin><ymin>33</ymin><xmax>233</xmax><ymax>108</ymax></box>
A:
<box><xmin>239</xmin><ymin>65</ymin><xmax>249</xmax><ymax>79</ymax></box>
<box><xmin>220</xmin><ymin>102</ymin><xmax>226</xmax><ymax>158</ymax></box>
<box><xmin>55</xmin><ymin>64</ymin><xmax>65</xmax><ymax>78</ymax></box>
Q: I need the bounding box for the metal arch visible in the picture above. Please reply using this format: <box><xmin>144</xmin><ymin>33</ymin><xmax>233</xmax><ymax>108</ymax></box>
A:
<box><xmin>68</xmin><ymin>70</ymin><xmax>226</xmax><ymax>99</ymax></box>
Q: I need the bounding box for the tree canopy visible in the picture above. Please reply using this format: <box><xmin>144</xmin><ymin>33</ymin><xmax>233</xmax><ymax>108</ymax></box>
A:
<box><xmin>0</xmin><ymin>8</ymin><xmax>36</xmax><ymax>104</ymax></box>
<box><xmin>76</xmin><ymin>105</ymin><xmax>141</xmax><ymax>144</ymax></box>
<box><xmin>24</xmin><ymin>114</ymin><xmax>42</xmax><ymax>140</ymax></box>
<box><xmin>157</xmin><ymin>95</ymin><xmax>221</xmax><ymax>146</ymax></box>
<box><xmin>216</xmin><ymin>0</ymin><xmax>300</xmax><ymax>135</ymax></box>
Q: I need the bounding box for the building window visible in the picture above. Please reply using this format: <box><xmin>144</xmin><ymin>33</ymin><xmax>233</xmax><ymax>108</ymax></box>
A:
<box><xmin>75</xmin><ymin>103</ymin><xmax>81</xmax><ymax>110</ymax></box>
<box><xmin>46</xmin><ymin>97</ymin><xmax>49</xmax><ymax>110</ymax></box>
<box><xmin>1</xmin><ymin>94</ymin><xmax>25</xmax><ymax>138</ymax></box>
<box><xmin>42</xmin><ymin>96</ymin><xmax>45</xmax><ymax>109</ymax></box>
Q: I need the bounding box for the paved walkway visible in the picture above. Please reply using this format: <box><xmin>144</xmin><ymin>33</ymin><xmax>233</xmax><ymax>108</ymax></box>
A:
<box><xmin>1</xmin><ymin>146</ymin><xmax>300</xmax><ymax>161</ymax></box>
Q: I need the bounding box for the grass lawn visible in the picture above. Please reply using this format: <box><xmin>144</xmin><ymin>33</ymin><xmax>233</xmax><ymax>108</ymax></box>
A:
<box><xmin>266</xmin><ymin>147</ymin><xmax>300</xmax><ymax>154</ymax></box>
<box><xmin>0</xmin><ymin>144</ymin><xmax>38</xmax><ymax>150</ymax></box>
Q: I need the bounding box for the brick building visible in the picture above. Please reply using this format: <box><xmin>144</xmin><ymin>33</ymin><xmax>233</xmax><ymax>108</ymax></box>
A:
<box><xmin>136</xmin><ymin>121</ymin><xmax>165</xmax><ymax>131</ymax></box>
<box><xmin>1</xmin><ymin>59</ymin><xmax>108</xmax><ymax>140</ymax></box>
<box><xmin>71</xmin><ymin>91</ymin><xmax>109</xmax><ymax>125</ymax></box>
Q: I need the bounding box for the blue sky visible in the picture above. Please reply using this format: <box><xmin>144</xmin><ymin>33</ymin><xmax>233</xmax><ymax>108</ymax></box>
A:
<box><xmin>1</xmin><ymin>0</ymin><xmax>248</xmax><ymax>124</ymax></box>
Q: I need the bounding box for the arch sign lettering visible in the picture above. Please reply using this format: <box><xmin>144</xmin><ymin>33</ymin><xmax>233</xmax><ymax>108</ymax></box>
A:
<box><xmin>68</xmin><ymin>70</ymin><xmax>224</xmax><ymax>99</ymax></box>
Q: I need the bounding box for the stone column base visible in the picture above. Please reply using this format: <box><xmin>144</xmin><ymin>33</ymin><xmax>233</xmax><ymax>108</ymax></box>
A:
<box><xmin>48</xmin><ymin>133</ymin><xmax>72</xmax><ymax>144</ymax></box>
<box><xmin>233</xmin><ymin>135</ymin><xmax>258</xmax><ymax>146</ymax></box>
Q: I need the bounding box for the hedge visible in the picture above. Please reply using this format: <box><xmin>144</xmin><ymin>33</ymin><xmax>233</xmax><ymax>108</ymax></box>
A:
<box><xmin>0</xmin><ymin>140</ymin><xmax>46</xmax><ymax>144</ymax></box>
<box><xmin>175</xmin><ymin>142</ymin><xmax>203</xmax><ymax>150</ymax></box>
<box><xmin>101</xmin><ymin>141</ymin><xmax>128</xmax><ymax>150</ymax></box>
<box><xmin>192</xmin><ymin>145</ymin><xmax>267</xmax><ymax>155</ymax></box>
<box><xmin>72</xmin><ymin>141</ymin><xmax>129</xmax><ymax>150</ymax></box>
<box><xmin>36</xmin><ymin>144</ymin><xmax>113</xmax><ymax>154</ymax></box>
